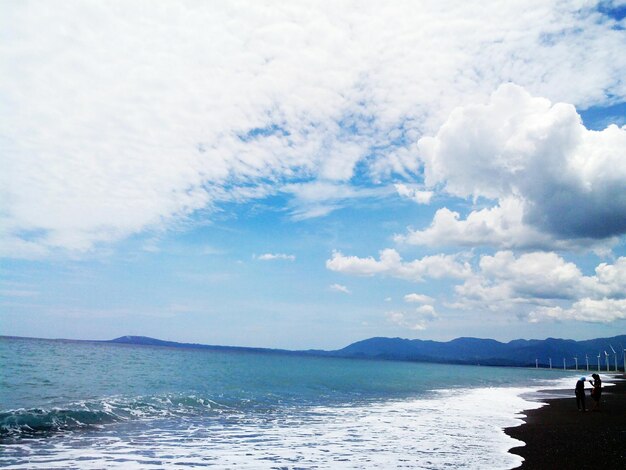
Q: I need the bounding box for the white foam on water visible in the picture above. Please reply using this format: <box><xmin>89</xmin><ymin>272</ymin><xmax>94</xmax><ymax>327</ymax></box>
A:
<box><xmin>0</xmin><ymin>384</ymin><xmax>552</xmax><ymax>470</ymax></box>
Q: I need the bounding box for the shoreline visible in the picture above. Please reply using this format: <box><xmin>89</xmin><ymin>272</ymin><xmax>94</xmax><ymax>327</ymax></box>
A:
<box><xmin>505</xmin><ymin>374</ymin><xmax>626</xmax><ymax>469</ymax></box>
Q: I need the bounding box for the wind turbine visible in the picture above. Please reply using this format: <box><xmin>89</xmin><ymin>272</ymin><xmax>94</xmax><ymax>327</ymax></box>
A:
<box><xmin>573</xmin><ymin>356</ymin><xmax>578</xmax><ymax>371</ymax></box>
<box><xmin>622</xmin><ymin>344</ymin><xmax>626</xmax><ymax>373</ymax></box>
<box><xmin>535</xmin><ymin>358</ymin><xmax>538</xmax><ymax>369</ymax></box>
<box><xmin>610</xmin><ymin>345</ymin><xmax>617</xmax><ymax>372</ymax></box>
<box><xmin>604</xmin><ymin>351</ymin><xmax>610</xmax><ymax>372</ymax></box>
<box><xmin>585</xmin><ymin>354</ymin><xmax>589</xmax><ymax>371</ymax></box>
<box><xmin>563</xmin><ymin>358</ymin><xmax>566</xmax><ymax>370</ymax></box>
<box><xmin>597</xmin><ymin>352</ymin><xmax>601</xmax><ymax>372</ymax></box>
<box><xmin>549</xmin><ymin>357</ymin><xmax>552</xmax><ymax>370</ymax></box>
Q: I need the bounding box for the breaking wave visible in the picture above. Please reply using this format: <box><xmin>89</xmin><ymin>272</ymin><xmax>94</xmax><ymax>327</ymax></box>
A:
<box><xmin>0</xmin><ymin>394</ymin><xmax>241</xmax><ymax>439</ymax></box>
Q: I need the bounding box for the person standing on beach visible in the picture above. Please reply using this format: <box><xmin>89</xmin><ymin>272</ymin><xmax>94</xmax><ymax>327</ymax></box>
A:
<box><xmin>589</xmin><ymin>373</ymin><xmax>602</xmax><ymax>411</ymax></box>
<box><xmin>575</xmin><ymin>377</ymin><xmax>586</xmax><ymax>411</ymax></box>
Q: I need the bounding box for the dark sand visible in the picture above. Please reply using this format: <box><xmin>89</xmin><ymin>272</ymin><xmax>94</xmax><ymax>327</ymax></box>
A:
<box><xmin>505</xmin><ymin>375</ymin><xmax>626</xmax><ymax>469</ymax></box>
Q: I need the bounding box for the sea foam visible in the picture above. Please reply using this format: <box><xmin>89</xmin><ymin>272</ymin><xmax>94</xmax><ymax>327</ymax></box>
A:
<box><xmin>0</xmin><ymin>385</ymin><xmax>547</xmax><ymax>469</ymax></box>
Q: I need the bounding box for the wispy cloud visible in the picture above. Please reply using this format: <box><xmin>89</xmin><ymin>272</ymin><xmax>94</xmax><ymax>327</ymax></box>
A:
<box><xmin>0</xmin><ymin>281</ymin><xmax>39</xmax><ymax>298</ymax></box>
<box><xmin>256</xmin><ymin>253</ymin><xmax>296</xmax><ymax>261</ymax></box>
<box><xmin>394</xmin><ymin>184</ymin><xmax>433</xmax><ymax>205</ymax></box>
<box><xmin>0</xmin><ymin>289</ymin><xmax>39</xmax><ymax>298</ymax></box>
<box><xmin>404</xmin><ymin>293</ymin><xmax>434</xmax><ymax>304</ymax></box>
<box><xmin>329</xmin><ymin>283</ymin><xmax>351</xmax><ymax>294</ymax></box>
<box><xmin>283</xmin><ymin>181</ymin><xmax>389</xmax><ymax>221</ymax></box>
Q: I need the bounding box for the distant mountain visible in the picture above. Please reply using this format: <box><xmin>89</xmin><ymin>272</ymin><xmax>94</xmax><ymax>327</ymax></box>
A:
<box><xmin>332</xmin><ymin>335</ymin><xmax>626</xmax><ymax>368</ymax></box>
<box><xmin>110</xmin><ymin>336</ymin><xmax>180</xmax><ymax>347</ymax></box>
<box><xmin>108</xmin><ymin>335</ymin><xmax>294</xmax><ymax>355</ymax></box>
<box><xmin>106</xmin><ymin>334</ymin><xmax>626</xmax><ymax>369</ymax></box>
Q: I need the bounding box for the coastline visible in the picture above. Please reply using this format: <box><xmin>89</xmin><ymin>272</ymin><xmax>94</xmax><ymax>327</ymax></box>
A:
<box><xmin>505</xmin><ymin>374</ymin><xmax>626</xmax><ymax>469</ymax></box>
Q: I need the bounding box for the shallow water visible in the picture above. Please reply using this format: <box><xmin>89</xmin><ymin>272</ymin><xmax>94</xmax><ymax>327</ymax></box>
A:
<box><xmin>0</xmin><ymin>337</ymin><xmax>582</xmax><ymax>469</ymax></box>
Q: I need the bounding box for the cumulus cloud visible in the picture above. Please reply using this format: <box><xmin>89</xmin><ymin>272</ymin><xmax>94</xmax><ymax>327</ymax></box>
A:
<box><xmin>329</xmin><ymin>247</ymin><xmax>626</xmax><ymax>324</ymax></box>
<box><xmin>529</xmin><ymin>298</ymin><xmax>626</xmax><ymax>323</ymax></box>
<box><xmin>453</xmin><ymin>251</ymin><xmax>626</xmax><ymax>323</ymax></box>
<box><xmin>2</xmin><ymin>2</ymin><xmax>626</xmax><ymax>256</ymax></box>
<box><xmin>415</xmin><ymin>84</ymin><xmax>626</xmax><ymax>249</ymax></box>
<box><xmin>396</xmin><ymin>198</ymin><xmax>559</xmax><ymax>250</ymax></box>
<box><xmin>386</xmin><ymin>305</ymin><xmax>438</xmax><ymax>331</ymax></box>
<box><xmin>256</xmin><ymin>253</ymin><xmax>295</xmax><ymax>261</ymax></box>
<box><xmin>329</xmin><ymin>283</ymin><xmax>351</xmax><ymax>294</ymax></box>
<box><xmin>455</xmin><ymin>251</ymin><xmax>583</xmax><ymax>305</ymax></box>
<box><xmin>326</xmin><ymin>249</ymin><xmax>471</xmax><ymax>282</ymax></box>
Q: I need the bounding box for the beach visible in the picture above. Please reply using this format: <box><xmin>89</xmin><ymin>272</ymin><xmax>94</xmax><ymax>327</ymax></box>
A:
<box><xmin>506</xmin><ymin>375</ymin><xmax>626</xmax><ymax>469</ymax></box>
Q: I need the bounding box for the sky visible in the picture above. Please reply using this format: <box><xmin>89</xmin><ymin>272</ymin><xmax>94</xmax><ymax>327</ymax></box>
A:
<box><xmin>1</xmin><ymin>0</ymin><xmax>626</xmax><ymax>349</ymax></box>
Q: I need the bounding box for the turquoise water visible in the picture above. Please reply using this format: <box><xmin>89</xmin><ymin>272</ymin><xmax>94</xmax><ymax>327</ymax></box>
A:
<box><xmin>0</xmin><ymin>337</ymin><xmax>579</xmax><ymax>469</ymax></box>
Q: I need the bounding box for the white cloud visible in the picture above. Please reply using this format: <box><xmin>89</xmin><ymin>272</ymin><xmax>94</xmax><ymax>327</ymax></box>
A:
<box><xmin>282</xmin><ymin>181</ymin><xmax>387</xmax><ymax>221</ymax></box>
<box><xmin>404</xmin><ymin>293</ymin><xmax>435</xmax><ymax>304</ymax></box>
<box><xmin>397</xmin><ymin>197</ymin><xmax>619</xmax><ymax>253</ymax></box>
<box><xmin>2</xmin><ymin>2</ymin><xmax>625</xmax><ymax>256</ymax></box>
<box><xmin>386</xmin><ymin>305</ymin><xmax>438</xmax><ymax>331</ymax></box>
<box><xmin>329</xmin><ymin>283</ymin><xmax>351</xmax><ymax>294</ymax></box>
<box><xmin>330</xmin><ymin>247</ymin><xmax>626</xmax><ymax>325</ymax></box>
<box><xmin>394</xmin><ymin>184</ymin><xmax>433</xmax><ymax>205</ymax></box>
<box><xmin>455</xmin><ymin>251</ymin><xmax>582</xmax><ymax>306</ymax></box>
<box><xmin>256</xmin><ymin>253</ymin><xmax>295</xmax><ymax>261</ymax></box>
<box><xmin>593</xmin><ymin>257</ymin><xmax>626</xmax><ymax>295</ymax></box>
<box><xmin>416</xmin><ymin>84</ymin><xmax>626</xmax><ymax>248</ymax></box>
<box><xmin>529</xmin><ymin>298</ymin><xmax>626</xmax><ymax>323</ymax></box>
<box><xmin>453</xmin><ymin>251</ymin><xmax>626</xmax><ymax>323</ymax></box>
<box><xmin>397</xmin><ymin>198</ymin><xmax>558</xmax><ymax>250</ymax></box>
<box><xmin>326</xmin><ymin>249</ymin><xmax>471</xmax><ymax>282</ymax></box>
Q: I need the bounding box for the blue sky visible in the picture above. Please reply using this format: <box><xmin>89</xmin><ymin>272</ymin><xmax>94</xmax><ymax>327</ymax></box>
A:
<box><xmin>1</xmin><ymin>1</ymin><xmax>625</xmax><ymax>349</ymax></box>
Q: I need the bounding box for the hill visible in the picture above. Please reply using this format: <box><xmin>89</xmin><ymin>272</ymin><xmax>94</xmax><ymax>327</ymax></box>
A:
<box><xmin>332</xmin><ymin>335</ymin><xmax>626</xmax><ymax>368</ymax></box>
<box><xmin>106</xmin><ymin>334</ymin><xmax>626</xmax><ymax>369</ymax></box>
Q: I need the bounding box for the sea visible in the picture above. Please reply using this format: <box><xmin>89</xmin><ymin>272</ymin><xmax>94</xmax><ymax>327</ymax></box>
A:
<box><xmin>0</xmin><ymin>336</ymin><xmax>584</xmax><ymax>469</ymax></box>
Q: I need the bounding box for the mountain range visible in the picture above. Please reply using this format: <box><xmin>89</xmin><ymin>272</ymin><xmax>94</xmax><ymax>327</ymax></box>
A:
<box><xmin>108</xmin><ymin>334</ymin><xmax>626</xmax><ymax>369</ymax></box>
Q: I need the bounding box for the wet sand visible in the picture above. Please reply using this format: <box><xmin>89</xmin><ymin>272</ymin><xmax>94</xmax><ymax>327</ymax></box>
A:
<box><xmin>505</xmin><ymin>375</ymin><xmax>626</xmax><ymax>469</ymax></box>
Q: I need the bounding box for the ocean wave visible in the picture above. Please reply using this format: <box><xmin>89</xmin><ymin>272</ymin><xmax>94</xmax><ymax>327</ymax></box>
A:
<box><xmin>0</xmin><ymin>394</ymin><xmax>241</xmax><ymax>439</ymax></box>
<box><xmin>0</xmin><ymin>408</ymin><xmax>118</xmax><ymax>437</ymax></box>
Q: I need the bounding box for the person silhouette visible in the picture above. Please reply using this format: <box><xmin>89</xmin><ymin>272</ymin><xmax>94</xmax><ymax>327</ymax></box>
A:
<box><xmin>589</xmin><ymin>373</ymin><xmax>602</xmax><ymax>411</ymax></box>
<box><xmin>575</xmin><ymin>377</ymin><xmax>586</xmax><ymax>411</ymax></box>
